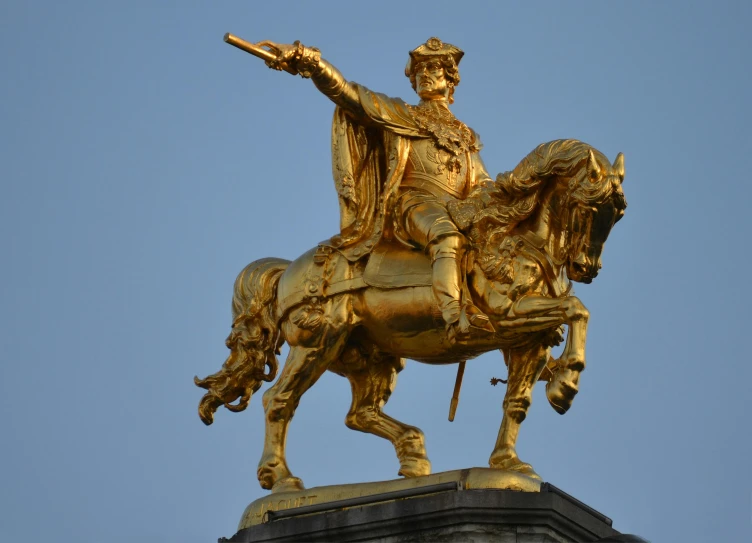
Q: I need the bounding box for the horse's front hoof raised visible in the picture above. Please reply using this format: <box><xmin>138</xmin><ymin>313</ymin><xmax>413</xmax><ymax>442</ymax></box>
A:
<box><xmin>546</xmin><ymin>369</ymin><xmax>580</xmax><ymax>414</ymax></box>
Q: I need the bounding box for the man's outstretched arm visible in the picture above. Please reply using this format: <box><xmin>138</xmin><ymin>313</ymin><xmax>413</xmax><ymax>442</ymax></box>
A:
<box><xmin>258</xmin><ymin>39</ymin><xmax>365</xmax><ymax>117</ymax></box>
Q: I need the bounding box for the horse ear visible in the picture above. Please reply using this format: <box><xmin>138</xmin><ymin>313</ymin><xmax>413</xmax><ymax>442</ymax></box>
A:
<box><xmin>612</xmin><ymin>152</ymin><xmax>625</xmax><ymax>183</ymax></box>
<box><xmin>587</xmin><ymin>149</ymin><xmax>601</xmax><ymax>181</ymax></box>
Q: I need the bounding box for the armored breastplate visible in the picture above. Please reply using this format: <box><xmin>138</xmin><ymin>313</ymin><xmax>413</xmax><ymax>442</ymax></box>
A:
<box><xmin>403</xmin><ymin>138</ymin><xmax>470</xmax><ymax>198</ymax></box>
<box><xmin>401</xmin><ymin>101</ymin><xmax>479</xmax><ymax>199</ymax></box>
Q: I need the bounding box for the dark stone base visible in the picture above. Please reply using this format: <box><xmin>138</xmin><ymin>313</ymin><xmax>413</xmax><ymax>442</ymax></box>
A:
<box><xmin>223</xmin><ymin>483</ymin><xmax>644</xmax><ymax>542</ymax></box>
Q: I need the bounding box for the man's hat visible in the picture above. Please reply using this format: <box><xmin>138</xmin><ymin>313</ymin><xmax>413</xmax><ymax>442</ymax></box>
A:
<box><xmin>404</xmin><ymin>37</ymin><xmax>464</xmax><ymax>77</ymax></box>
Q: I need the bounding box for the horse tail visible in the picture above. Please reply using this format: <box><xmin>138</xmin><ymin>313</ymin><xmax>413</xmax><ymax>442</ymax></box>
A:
<box><xmin>194</xmin><ymin>257</ymin><xmax>290</xmax><ymax>425</ymax></box>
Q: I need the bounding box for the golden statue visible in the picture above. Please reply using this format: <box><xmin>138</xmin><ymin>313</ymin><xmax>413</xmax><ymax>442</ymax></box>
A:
<box><xmin>196</xmin><ymin>35</ymin><xmax>627</xmax><ymax>500</ymax></box>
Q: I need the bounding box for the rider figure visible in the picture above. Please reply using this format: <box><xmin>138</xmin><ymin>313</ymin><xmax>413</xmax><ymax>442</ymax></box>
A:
<box><xmin>265</xmin><ymin>37</ymin><xmax>494</xmax><ymax>338</ymax></box>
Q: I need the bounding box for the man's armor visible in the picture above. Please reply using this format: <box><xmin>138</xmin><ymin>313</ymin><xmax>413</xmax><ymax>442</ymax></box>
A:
<box><xmin>402</xmin><ymin>135</ymin><xmax>472</xmax><ymax>199</ymax></box>
<box><xmin>403</xmin><ymin>100</ymin><xmax>479</xmax><ymax>197</ymax></box>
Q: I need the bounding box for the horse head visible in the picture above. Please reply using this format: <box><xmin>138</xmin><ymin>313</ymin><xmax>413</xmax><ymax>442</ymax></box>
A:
<box><xmin>465</xmin><ymin>140</ymin><xmax>626</xmax><ymax>285</ymax></box>
<box><xmin>558</xmin><ymin>148</ymin><xmax>627</xmax><ymax>284</ymax></box>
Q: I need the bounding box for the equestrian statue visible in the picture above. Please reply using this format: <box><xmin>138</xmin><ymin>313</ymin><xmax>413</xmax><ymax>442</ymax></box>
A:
<box><xmin>195</xmin><ymin>35</ymin><xmax>627</xmax><ymax>494</ymax></box>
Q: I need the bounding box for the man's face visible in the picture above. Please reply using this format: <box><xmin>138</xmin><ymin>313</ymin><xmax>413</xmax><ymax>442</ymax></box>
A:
<box><xmin>414</xmin><ymin>59</ymin><xmax>449</xmax><ymax>100</ymax></box>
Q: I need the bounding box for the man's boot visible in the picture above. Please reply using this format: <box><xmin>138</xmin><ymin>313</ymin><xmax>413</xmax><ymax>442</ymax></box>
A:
<box><xmin>429</xmin><ymin>235</ymin><xmax>493</xmax><ymax>340</ymax></box>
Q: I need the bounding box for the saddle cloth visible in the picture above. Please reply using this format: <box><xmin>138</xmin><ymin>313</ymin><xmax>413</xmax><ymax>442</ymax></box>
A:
<box><xmin>363</xmin><ymin>241</ymin><xmax>432</xmax><ymax>288</ymax></box>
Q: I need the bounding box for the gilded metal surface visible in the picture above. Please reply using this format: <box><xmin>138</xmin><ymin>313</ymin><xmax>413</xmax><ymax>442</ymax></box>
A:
<box><xmin>238</xmin><ymin>467</ymin><xmax>541</xmax><ymax>529</ymax></box>
<box><xmin>196</xmin><ymin>35</ymin><xmax>627</xmax><ymax>494</ymax></box>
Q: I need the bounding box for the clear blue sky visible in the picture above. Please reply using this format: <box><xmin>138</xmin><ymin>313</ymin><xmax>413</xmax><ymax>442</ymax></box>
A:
<box><xmin>1</xmin><ymin>2</ymin><xmax>750</xmax><ymax>542</ymax></box>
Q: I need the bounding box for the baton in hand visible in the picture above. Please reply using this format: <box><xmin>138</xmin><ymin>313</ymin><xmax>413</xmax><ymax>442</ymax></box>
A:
<box><xmin>223</xmin><ymin>33</ymin><xmax>297</xmax><ymax>75</ymax></box>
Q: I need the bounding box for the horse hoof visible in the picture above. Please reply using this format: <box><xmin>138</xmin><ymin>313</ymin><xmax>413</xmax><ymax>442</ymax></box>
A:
<box><xmin>271</xmin><ymin>476</ymin><xmax>305</xmax><ymax>494</ymax></box>
<box><xmin>546</xmin><ymin>371</ymin><xmax>579</xmax><ymax>414</ymax></box>
<box><xmin>511</xmin><ymin>463</ymin><xmax>542</xmax><ymax>480</ymax></box>
<box><xmin>489</xmin><ymin>456</ymin><xmax>541</xmax><ymax>480</ymax></box>
<box><xmin>257</xmin><ymin>455</ymin><xmax>292</xmax><ymax>490</ymax></box>
<box><xmin>398</xmin><ymin>456</ymin><xmax>431</xmax><ymax>478</ymax></box>
<box><xmin>394</xmin><ymin>430</ymin><xmax>429</xmax><ymax>475</ymax></box>
<box><xmin>548</xmin><ymin>397</ymin><xmax>570</xmax><ymax>415</ymax></box>
<box><xmin>257</xmin><ymin>467</ymin><xmax>276</xmax><ymax>490</ymax></box>
<box><xmin>546</xmin><ymin>384</ymin><xmax>577</xmax><ymax>414</ymax></box>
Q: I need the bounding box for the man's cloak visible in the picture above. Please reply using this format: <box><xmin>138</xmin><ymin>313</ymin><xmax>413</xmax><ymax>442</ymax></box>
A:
<box><xmin>324</xmin><ymin>84</ymin><xmax>485</xmax><ymax>262</ymax></box>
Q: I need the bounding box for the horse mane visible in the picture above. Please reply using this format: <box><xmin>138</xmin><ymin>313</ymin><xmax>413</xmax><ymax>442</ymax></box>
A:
<box><xmin>461</xmin><ymin>139</ymin><xmax>620</xmax><ymax>241</ymax></box>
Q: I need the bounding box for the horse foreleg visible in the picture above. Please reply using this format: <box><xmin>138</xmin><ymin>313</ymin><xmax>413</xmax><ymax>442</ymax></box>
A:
<box><xmin>489</xmin><ymin>345</ymin><xmax>550</xmax><ymax>479</ymax></box>
<box><xmin>546</xmin><ymin>297</ymin><xmax>589</xmax><ymax>414</ymax></box>
<box><xmin>257</xmin><ymin>298</ymin><xmax>350</xmax><ymax>492</ymax></box>
<box><xmin>337</xmin><ymin>350</ymin><xmax>431</xmax><ymax>478</ymax></box>
<box><xmin>509</xmin><ymin>295</ymin><xmax>590</xmax><ymax>414</ymax></box>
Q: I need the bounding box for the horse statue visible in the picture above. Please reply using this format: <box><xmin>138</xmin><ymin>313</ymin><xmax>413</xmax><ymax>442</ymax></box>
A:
<box><xmin>195</xmin><ymin>138</ymin><xmax>627</xmax><ymax>493</ymax></box>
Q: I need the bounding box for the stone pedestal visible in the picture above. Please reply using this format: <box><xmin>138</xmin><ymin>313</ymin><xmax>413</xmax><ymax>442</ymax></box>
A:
<box><xmin>222</xmin><ymin>479</ymin><xmax>639</xmax><ymax>542</ymax></box>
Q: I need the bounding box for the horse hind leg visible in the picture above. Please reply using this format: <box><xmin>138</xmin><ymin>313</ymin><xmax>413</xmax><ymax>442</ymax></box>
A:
<box><xmin>489</xmin><ymin>344</ymin><xmax>550</xmax><ymax>479</ymax></box>
<box><xmin>257</xmin><ymin>298</ymin><xmax>351</xmax><ymax>492</ymax></box>
<box><xmin>334</xmin><ymin>347</ymin><xmax>431</xmax><ymax>478</ymax></box>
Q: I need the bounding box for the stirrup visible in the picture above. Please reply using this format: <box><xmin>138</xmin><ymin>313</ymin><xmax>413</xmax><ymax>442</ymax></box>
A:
<box><xmin>459</xmin><ymin>304</ymin><xmax>495</xmax><ymax>334</ymax></box>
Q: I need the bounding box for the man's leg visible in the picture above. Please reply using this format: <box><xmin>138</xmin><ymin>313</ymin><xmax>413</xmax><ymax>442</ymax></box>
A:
<box><xmin>428</xmin><ymin>234</ymin><xmax>464</xmax><ymax>327</ymax></box>
<box><xmin>401</xmin><ymin>192</ymin><xmax>492</xmax><ymax>336</ymax></box>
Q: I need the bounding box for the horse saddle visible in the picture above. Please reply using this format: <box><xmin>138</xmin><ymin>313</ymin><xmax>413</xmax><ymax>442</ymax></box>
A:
<box><xmin>362</xmin><ymin>241</ymin><xmax>432</xmax><ymax>288</ymax></box>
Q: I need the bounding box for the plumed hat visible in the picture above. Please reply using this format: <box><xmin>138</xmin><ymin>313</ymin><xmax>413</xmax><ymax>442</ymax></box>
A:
<box><xmin>404</xmin><ymin>37</ymin><xmax>464</xmax><ymax>77</ymax></box>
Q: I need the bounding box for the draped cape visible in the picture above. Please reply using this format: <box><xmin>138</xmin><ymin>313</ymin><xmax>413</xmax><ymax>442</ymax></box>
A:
<box><xmin>323</xmin><ymin>85</ymin><xmax>423</xmax><ymax>261</ymax></box>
